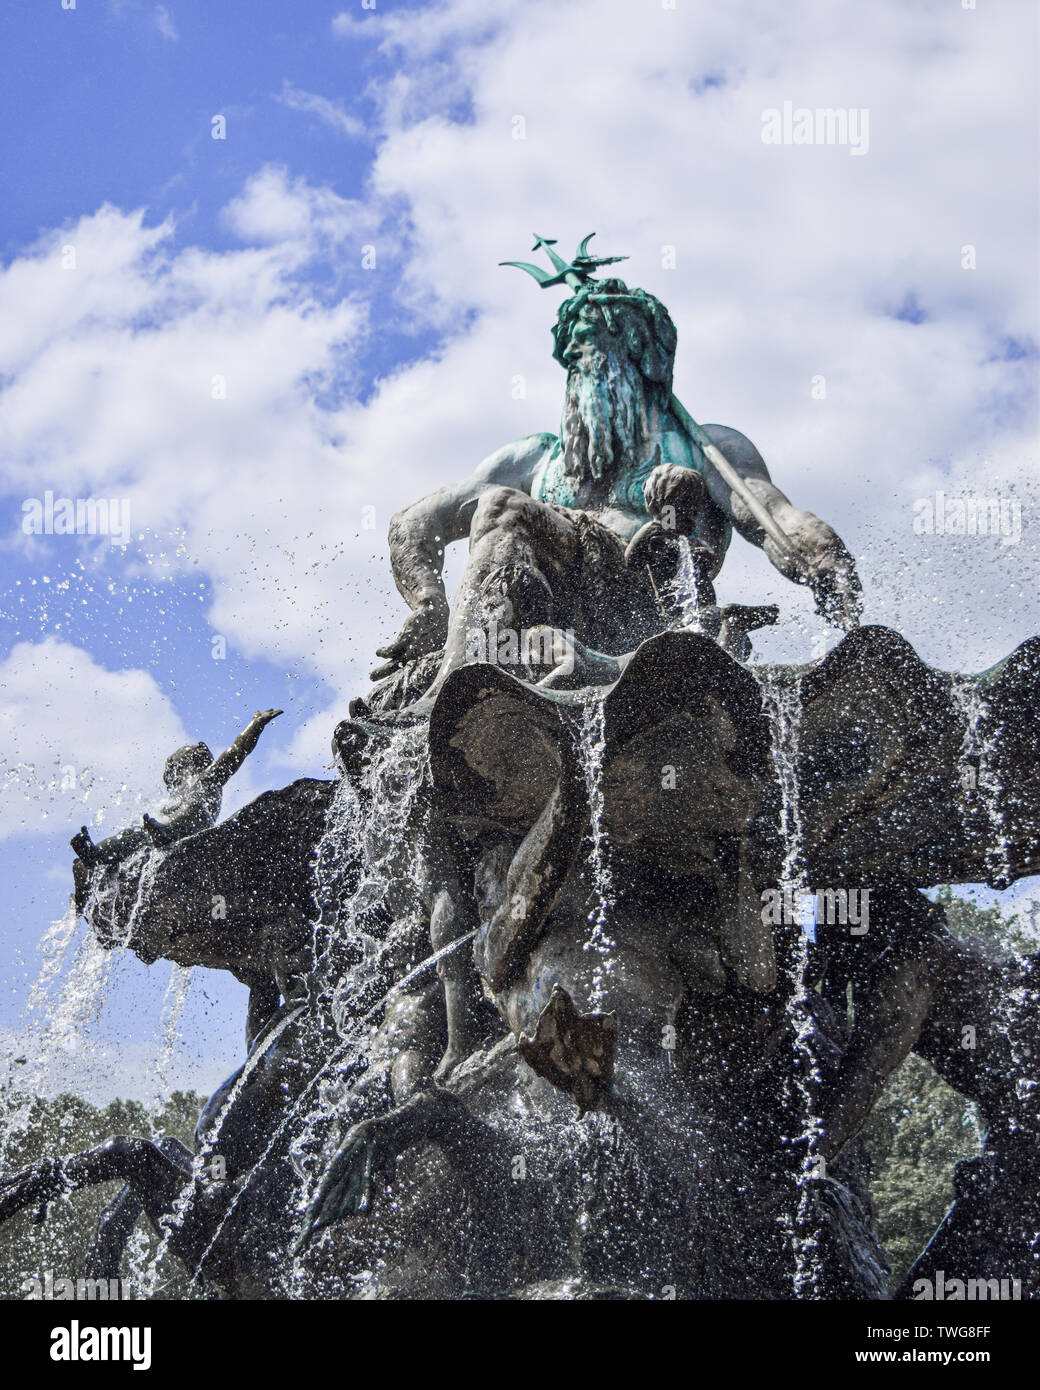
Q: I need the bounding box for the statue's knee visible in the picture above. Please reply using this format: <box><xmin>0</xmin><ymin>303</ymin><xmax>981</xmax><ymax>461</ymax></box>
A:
<box><xmin>391</xmin><ymin>1049</ymin><xmax>428</xmax><ymax>1104</ymax></box>
<box><xmin>103</xmin><ymin>1135</ymin><xmax>168</xmax><ymax>1176</ymax></box>
<box><xmin>96</xmin><ymin>1135</ymin><xmax>141</xmax><ymax>1177</ymax></box>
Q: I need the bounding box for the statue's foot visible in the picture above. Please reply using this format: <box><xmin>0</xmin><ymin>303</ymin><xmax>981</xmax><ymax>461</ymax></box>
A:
<box><xmin>717</xmin><ymin>603</ymin><xmax>780</xmax><ymax>662</ymax></box>
<box><xmin>528</xmin><ymin>627</ymin><xmax>621</xmax><ymax>690</ymax></box>
<box><xmin>301</xmin><ymin>1115</ymin><xmax>392</xmax><ymax>1243</ymax></box>
<box><xmin>295</xmin><ymin>1088</ymin><xmax>477</xmax><ymax>1249</ymax></box>
<box><xmin>719</xmin><ymin>602</ymin><xmax>780</xmax><ymax>634</ymax></box>
<box><xmin>347</xmin><ymin>698</ymin><xmax>434</xmax><ymax>730</ymax></box>
<box><xmin>432</xmin><ymin>1045</ymin><xmax>468</xmax><ymax>1086</ymax></box>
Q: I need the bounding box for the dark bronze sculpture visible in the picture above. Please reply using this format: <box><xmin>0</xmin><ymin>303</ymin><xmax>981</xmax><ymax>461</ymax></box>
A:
<box><xmin>70</xmin><ymin>709</ymin><xmax>282</xmax><ymax>868</ymax></box>
<box><xmin>2</xmin><ymin>238</ymin><xmax>1037</xmax><ymax>1301</ymax></box>
<box><xmin>361</xmin><ymin>238</ymin><xmax>858</xmax><ymax>717</ymax></box>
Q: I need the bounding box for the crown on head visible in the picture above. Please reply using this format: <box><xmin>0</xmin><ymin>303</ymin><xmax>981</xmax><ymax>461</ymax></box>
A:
<box><xmin>499</xmin><ymin>233</ymin><xmax>628</xmax><ymax>292</ymax></box>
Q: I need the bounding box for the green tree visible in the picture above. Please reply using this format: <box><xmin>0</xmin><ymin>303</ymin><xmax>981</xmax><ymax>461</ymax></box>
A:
<box><xmin>0</xmin><ymin>1089</ymin><xmax>206</xmax><ymax>1300</ymax></box>
<box><xmin>864</xmin><ymin>889</ymin><xmax>1029</xmax><ymax>1284</ymax></box>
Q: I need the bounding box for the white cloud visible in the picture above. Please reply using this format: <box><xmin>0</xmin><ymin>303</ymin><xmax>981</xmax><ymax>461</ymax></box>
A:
<box><xmin>330</xmin><ymin>12</ymin><xmax>381</xmax><ymax>41</ymax></box>
<box><xmin>220</xmin><ymin>163</ymin><xmax>368</xmax><ymax>248</ymax></box>
<box><xmin>154</xmin><ymin>3</ymin><xmax>177</xmax><ymax>41</ymax></box>
<box><xmin>0</xmin><ymin>181</ymin><xmax>391</xmax><ymax>706</ymax></box>
<box><xmin>2</xmin><ymin>0</ymin><xmax>1038</xmax><ymax>747</ymax></box>
<box><xmin>276</xmin><ymin>80</ymin><xmax>365</xmax><ymax>139</ymax></box>
<box><xmin>342</xmin><ymin>0</ymin><xmax>1039</xmax><ymax>669</ymax></box>
<box><xmin>0</xmin><ymin>638</ymin><xmax>189</xmax><ymax>840</ymax></box>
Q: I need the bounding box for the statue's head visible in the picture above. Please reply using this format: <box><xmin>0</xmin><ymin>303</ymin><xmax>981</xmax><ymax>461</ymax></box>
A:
<box><xmin>552</xmin><ymin>279</ymin><xmax>678</xmax><ymax>483</ymax></box>
<box><xmin>163</xmin><ymin>742</ymin><xmax>213</xmax><ymax>790</ymax></box>
<box><xmin>551</xmin><ymin>278</ymin><xmax>677</xmax><ymax>381</ymax></box>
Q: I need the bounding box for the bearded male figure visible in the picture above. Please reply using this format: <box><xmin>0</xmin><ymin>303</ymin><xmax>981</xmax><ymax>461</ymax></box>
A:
<box><xmin>366</xmin><ymin>237</ymin><xmax>862</xmax><ymax>711</ymax></box>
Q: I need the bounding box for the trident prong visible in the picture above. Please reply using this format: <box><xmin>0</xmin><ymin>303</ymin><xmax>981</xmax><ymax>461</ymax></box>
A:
<box><xmin>500</xmin><ymin>232</ymin><xmax>628</xmax><ymax>293</ymax></box>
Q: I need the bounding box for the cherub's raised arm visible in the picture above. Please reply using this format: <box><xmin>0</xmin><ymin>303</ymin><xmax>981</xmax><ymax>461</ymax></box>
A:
<box><xmin>205</xmin><ymin>709</ymin><xmax>283</xmax><ymax>788</ymax></box>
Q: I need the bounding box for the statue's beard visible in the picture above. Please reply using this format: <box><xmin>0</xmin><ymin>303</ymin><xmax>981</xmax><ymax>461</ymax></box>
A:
<box><xmin>561</xmin><ymin>348</ymin><xmax>653</xmax><ymax>484</ymax></box>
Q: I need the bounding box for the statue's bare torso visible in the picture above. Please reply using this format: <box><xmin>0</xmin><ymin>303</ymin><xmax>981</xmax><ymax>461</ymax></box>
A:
<box><xmin>487</xmin><ymin>420</ymin><xmax>766</xmax><ymax>557</ymax></box>
<box><xmin>371</xmin><ymin>418</ymin><xmax>858</xmax><ymax>691</ymax></box>
<box><xmin>370</xmin><ymin>275</ymin><xmax>862</xmax><ymax>698</ymax></box>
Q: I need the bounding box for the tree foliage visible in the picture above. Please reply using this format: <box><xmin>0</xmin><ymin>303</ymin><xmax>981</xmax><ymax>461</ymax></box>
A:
<box><xmin>864</xmin><ymin>889</ymin><xmax>1030</xmax><ymax>1283</ymax></box>
<box><xmin>0</xmin><ymin>1089</ymin><xmax>204</xmax><ymax>1300</ymax></box>
<box><xmin>0</xmin><ymin>893</ymin><xmax>1031</xmax><ymax>1297</ymax></box>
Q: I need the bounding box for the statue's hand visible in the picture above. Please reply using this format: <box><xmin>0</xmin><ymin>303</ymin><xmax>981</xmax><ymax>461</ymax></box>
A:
<box><xmin>370</xmin><ymin>595</ymin><xmax>449</xmax><ymax>681</ymax></box>
<box><xmin>626</xmin><ymin>520</ymin><xmax>719</xmax><ymax>619</ymax></box>
<box><xmin>624</xmin><ymin>519</ymin><xmax>675</xmax><ymax>572</ymax></box>
<box><xmin>766</xmin><ymin>513</ymin><xmax>862</xmax><ymax>631</ymax></box>
<box><xmin>643</xmin><ymin>461</ymin><xmax>708</xmax><ymax>533</ymax></box>
<box><xmin>252</xmin><ymin>708</ymin><xmax>283</xmax><ymax>728</ymax></box>
<box><xmin>70</xmin><ymin>826</ymin><xmax>98</xmax><ymax>864</ymax></box>
<box><xmin>624</xmin><ymin>522</ymin><xmax>689</xmax><ymax>614</ymax></box>
<box><xmin>0</xmin><ymin>1157</ymin><xmax>65</xmax><ymax>1225</ymax></box>
<box><xmin>808</xmin><ymin>539</ymin><xmax>863</xmax><ymax>631</ymax></box>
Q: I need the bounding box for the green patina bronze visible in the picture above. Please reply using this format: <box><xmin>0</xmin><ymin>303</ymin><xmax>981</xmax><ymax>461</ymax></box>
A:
<box><xmin>499</xmin><ymin>231</ymin><xmax>629</xmax><ymax>292</ymax></box>
<box><xmin>504</xmin><ymin>233</ymin><xmax>800</xmax><ymax>562</ymax></box>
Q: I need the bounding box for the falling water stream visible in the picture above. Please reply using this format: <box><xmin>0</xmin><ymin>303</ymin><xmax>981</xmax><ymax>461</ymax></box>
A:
<box><xmin>578</xmin><ymin>695</ymin><xmax>616</xmax><ymax>1007</ymax></box>
<box><xmin>24</xmin><ymin>899</ymin><xmax>80</xmax><ymax>1017</ymax></box>
<box><xmin>0</xmin><ymin>844</ymin><xmax>174</xmax><ymax>1294</ymax></box>
<box><xmin>952</xmin><ymin>676</ymin><xmax>1038</xmax><ymax>1209</ymax></box>
<box><xmin>23</xmin><ymin>720</ymin><xmax>434</xmax><ymax>1298</ymax></box>
<box><xmin>1</xmin><ymin>848</ymin><xmax>162</xmax><ymax>1164</ymax></box>
<box><xmin>758</xmin><ymin>667</ymin><xmax>825</xmax><ymax>1297</ymax></box>
<box><xmin>667</xmin><ymin>535</ymin><xmax>706</xmax><ymax>633</ymax></box>
<box><xmin>152</xmin><ymin>723</ymin><xmax>429</xmax><ymax>1295</ymax></box>
<box><xmin>111</xmin><ymin>957</ymin><xmax>188</xmax><ymax>1296</ymax></box>
<box><xmin>286</xmin><ymin>727</ymin><xmax>429</xmax><ymax>1284</ymax></box>
<box><xmin>951</xmin><ymin>676</ymin><xmax>1014</xmax><ymax>888</ymax></box>
<box><xmin>0</xmin><ymin>901</ymin><xmax>79</xmax><ymax>1174</ymax></box>
<box><xmin>138</xmin><ymin>999</ymin><xmax>307</xmax><ymax>1298</ymax></box>
<box><xmin>152</xmin><ymin>964</ymin><xmax>192</xmax><ymax>1108</ymax></box>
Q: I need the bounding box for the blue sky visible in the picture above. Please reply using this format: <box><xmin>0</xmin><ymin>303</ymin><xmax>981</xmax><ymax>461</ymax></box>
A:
<box><xmin>0</xmin><ymin>0</ymin><xmax>415</xmax><ymax>1098</ymax></box>
<box><xmin>2</xmin><ymin>2</ymin><xmax>372</xmax><ymax>250</ymax></box>
<box><xmin>0</xmin><ymin>0</ymin><xmax>1037</xmax><ymax>1102</ymax></box>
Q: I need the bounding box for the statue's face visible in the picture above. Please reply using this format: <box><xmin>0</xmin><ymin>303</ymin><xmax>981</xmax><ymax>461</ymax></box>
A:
<box><xmin>557</xmin><ymin>302</ymin><xmax>610</xmax><ymax>370</ymax></box>
<box><xmin>559</xmin><ymin>302</ymin><xmax>661</xmax><ymax>483</ymax></box>
<box><xmin>553</xmin><ymin>283</ymin><xmax>677</xmax><ymax>486</ymax></box>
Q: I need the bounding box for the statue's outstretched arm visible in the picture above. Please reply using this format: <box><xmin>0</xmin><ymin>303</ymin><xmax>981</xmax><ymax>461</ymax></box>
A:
<box><xmin>373</xmin><ymin>432</ymin><xmax>554</xmax><ymax>680</ymax></box>
<box><xmin>698</xmin><ymin>422</ymin><xmax>863</xmax><ymax>630</ymax></box>
<box><xmin>204</xmin><ymin>708</ymin><xmax>283</xmax><ymax>788</ymax></box>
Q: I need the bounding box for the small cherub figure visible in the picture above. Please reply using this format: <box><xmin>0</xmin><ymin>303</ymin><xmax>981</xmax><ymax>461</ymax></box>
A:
<box><xmin>70</xmin><ymin>709</ymin><xmax>283</xmax><ymax>867</ymax></box>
